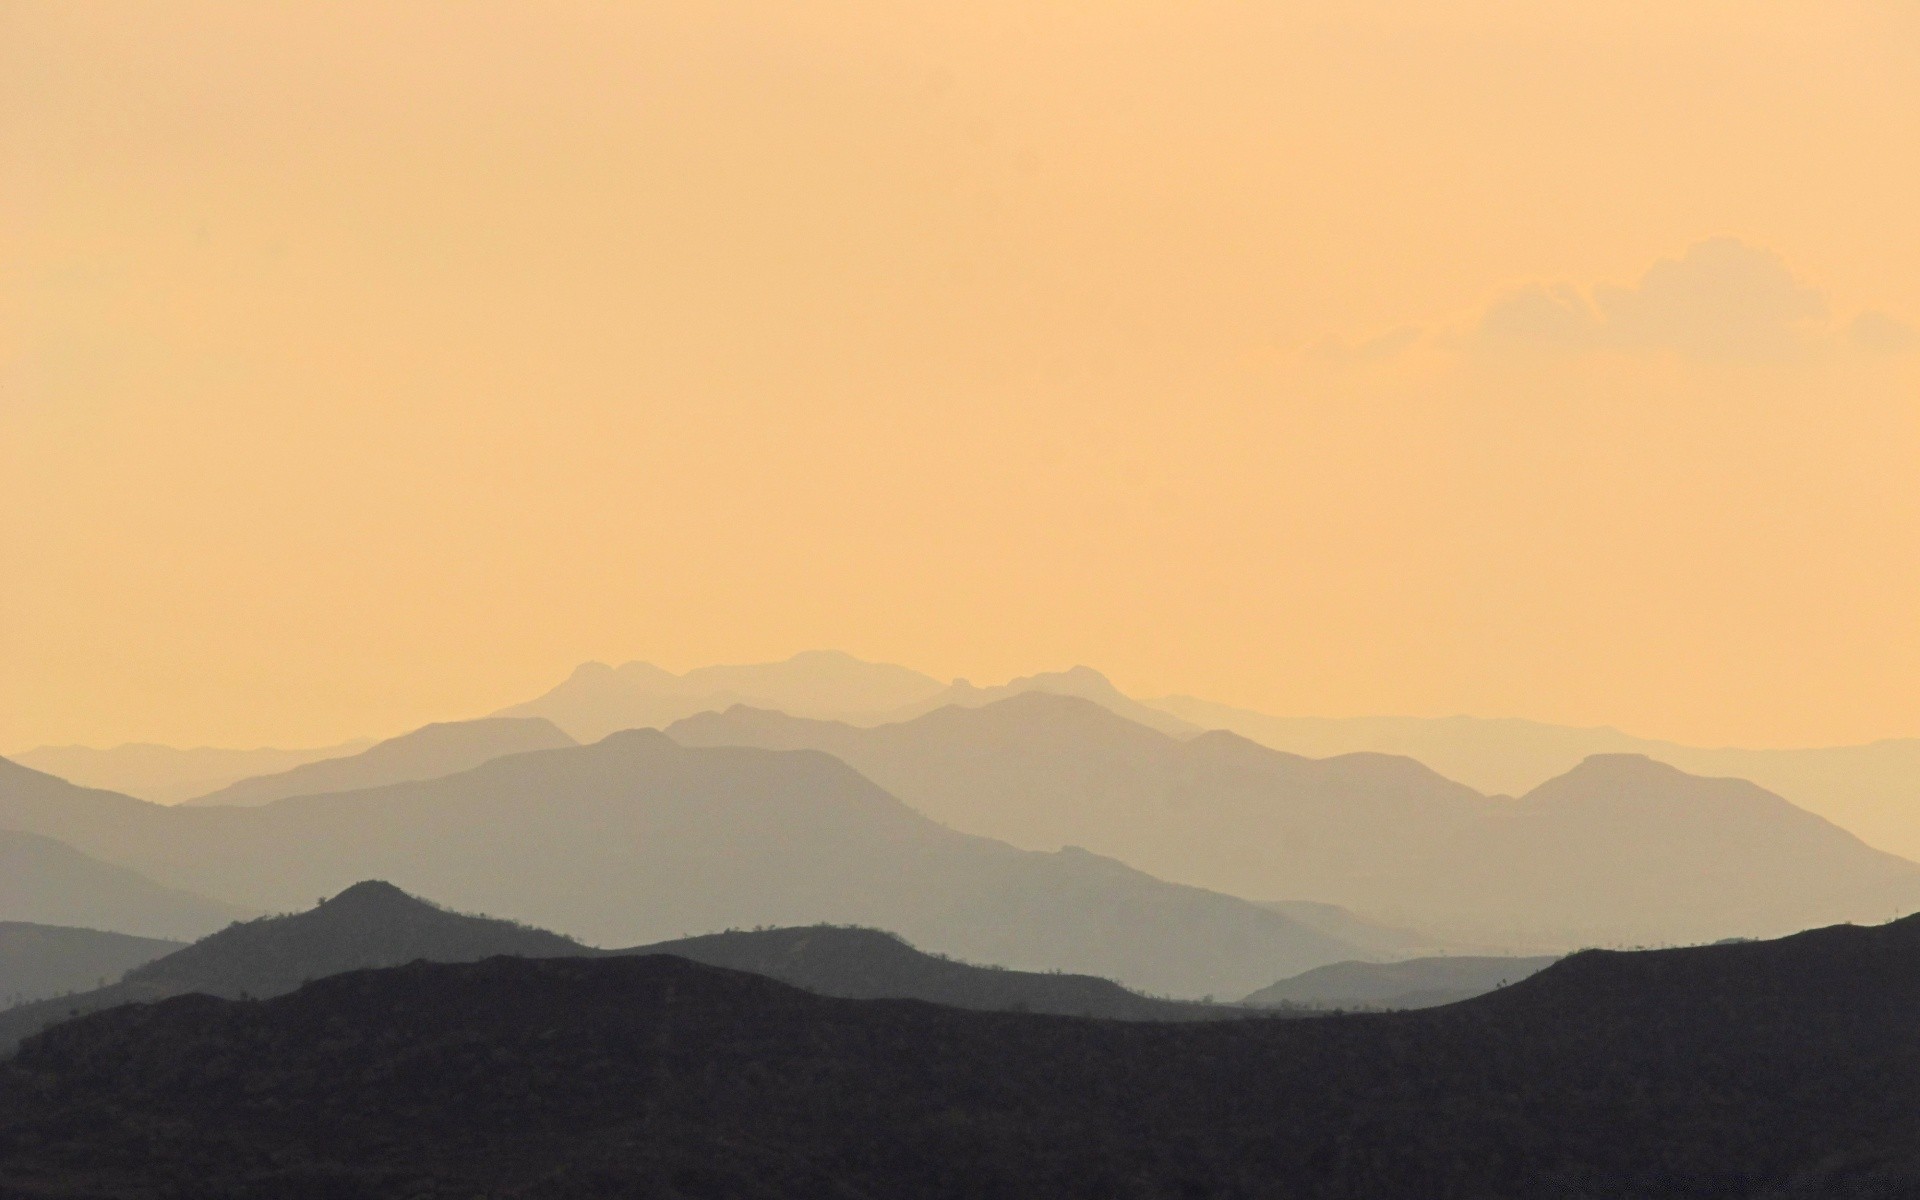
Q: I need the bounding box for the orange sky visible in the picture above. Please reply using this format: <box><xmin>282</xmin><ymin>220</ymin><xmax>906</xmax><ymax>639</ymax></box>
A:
<box><xmin>4</xmin><ymin>1</ymin><xmax>1918</xmax><ymax>751</ymax></box>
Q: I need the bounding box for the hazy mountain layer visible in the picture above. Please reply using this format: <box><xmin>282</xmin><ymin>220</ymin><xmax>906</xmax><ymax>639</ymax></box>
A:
<box><xmin>0</xmin><ymin>924</ymin><xmax>180</xmax><ymax>1010</ymax></box>
<box><xmin>496</xmin><ymin>650</ymin><xmax>947</xmax><ymax>740</ymax></box>
<box><xmin>10</xmin><ymin>916</ymin><xmax>1920</xmax><ymax>1197</ymax></box>
<box><xmin>884</xmin><ymin>665</ymin><xmax>1201</xmax><ymax>736</ymax></box>
<box><xmin>670</xmin><ymin>694</ymin><xmax>1920</xmax><ymax>946</ymax></box>
<box><xmin>1243</xmin><ymin>953</ymin><xmax>1562</xmax><ymax>1009</ymax></box>
<box><xmin>0</xmin><ymin>829</ymin><xmax>249</xmax><ymax>941</ymax></box>
<box><xmin>0</xmin><ymin>744</ymin><xmax>1359</xmax><ymax>997</ymax></box>
<box><xmin>1154</xmin><ymin>697</ymin><xmax>1920</xmax><ymax>860</ymax></box>
<box><xmin>183</xmin><ymin>717</ymin><xmax>576</xmax><ymax>806</ymax></box>
<box><xmin>7</xmin><ymin>739</ymin><xmax>375</xmax><ymax>805</ymax></box>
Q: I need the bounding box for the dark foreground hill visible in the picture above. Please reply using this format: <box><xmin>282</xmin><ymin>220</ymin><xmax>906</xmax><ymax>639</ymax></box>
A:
<box><xmin>0</xmin><ymin>924</ymin><xmax>180</xmax><ymax>1009</ymax></box>
<box><xmin>1243</xmin><ymin>953</ymin><xmax>1562</xmax><ymax>1009</ymax></box>
<box><xmin>7</xmin><ymin>916</ymin><xmax>1920</xmax><ymax>1198</ymax></box>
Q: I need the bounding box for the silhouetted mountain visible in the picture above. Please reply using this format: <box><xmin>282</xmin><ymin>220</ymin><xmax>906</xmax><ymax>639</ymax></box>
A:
<box><xmin>9</xmin><ymin>916</ymin><xmax>1920</xmax><ymax>1197</ymax></box>
<box><xmin>495</xmin><ymin>651</ymin><xmax>948</xmax><ymax>740</ymax></box>
<box><xmin>9</xmin><ymin>739</ymin><xmax>375</xmax><ymax>804</ymax></box>
<box><xmin>628</xmin><ymin>925</ymin><xmax>1227</xmax><ymax>1020</ymax></box>
<box><xmin>887</xmin><ymin>665</ymin><xmax>1201</xmax><ymax>735</ymax></box>
<box><xmin>183</xmin><ymin>717</ymin><xmax>577</xmax><ymax>806</ymax></box>
<box><xmin>0</xmin><ymin>924</ymin><xmax>180</xmax><ymax>1009</ymax></box>
<box><xmin>0</xmin><ymin>828</ymin><xmax>248</xmax><ymax>940</ymax></box>
<box><xmin>1151</xmin><ymin>697</ymin><xmax>1920</xmax><ymax>861</ymax></box>
<box><xmin>0</xmin><ymin>881</ymin><xmax>589</xmax><ymax>1054</ymax></box>
<box><xmin>1243</xmin><ymin>953</ymin><xmax>1562</xmax><ymax>1009</ymax></box>
<box><xmin>0</xmin><ymin>740</ymin><xmax>1359</xmax><ymax>997</ymax></box>
<box><xmin>670</xmin><ymin>695</ymin><xmax>1920</xmax><ymax>946</ymax></box>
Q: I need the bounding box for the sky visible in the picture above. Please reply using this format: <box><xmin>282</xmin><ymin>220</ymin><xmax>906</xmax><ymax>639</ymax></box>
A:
<box><xmin>3</xmin><ymin>0</ymin><xmax>1918</xmax><ymax>752</ymax></box>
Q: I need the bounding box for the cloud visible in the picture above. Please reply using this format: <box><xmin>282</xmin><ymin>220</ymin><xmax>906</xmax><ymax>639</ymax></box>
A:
<box><xmin>1476</xmin><ymin>238</ymin><xmax>1859</xmax><ymax>361</ymax></box>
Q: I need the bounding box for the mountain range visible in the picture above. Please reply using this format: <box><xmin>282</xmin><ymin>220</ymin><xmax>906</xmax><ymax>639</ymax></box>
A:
<box><xmin>9</xmin><ymin>738</ymin><xmax>374</xmax><ymax>804</ymax></box>
<box><xmin>9</xmin><ymin>914</ymin><xmax>1920</xmax><ymax>1196</ymax></box>
<box><xmin>669</xmin><ymin>693</ymin><xmax>1920</xmax><ymax>945</ymax></box>
<box><xmin>0</xmin><ymin>743</ymin><xmax>1362</xmax><ymax>997</ymax></box>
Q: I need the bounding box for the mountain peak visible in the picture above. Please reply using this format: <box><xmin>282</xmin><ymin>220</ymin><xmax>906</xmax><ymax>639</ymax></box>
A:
<box><xmin>314</xmin><ymin>879</ymin><xmax>435</xmax><ymax>917</ymax></box>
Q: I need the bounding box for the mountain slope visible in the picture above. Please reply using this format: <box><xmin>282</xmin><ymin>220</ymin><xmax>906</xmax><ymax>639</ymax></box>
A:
<box><xmin>0</xmin><ymin>741</ymin><xmax>1360</xmax><ymax>997</ymax></box>
<box><xmin>9</xmin><ymin>916</ymin><xmax>1920</xmax><ymax>1197</ymax></box>
<box><xmin>669</xmin><ymin>695</ymin><xmax>1920</xmax><ymax>946</ymax></box>
<box><xmin>9</xmin><ymin>740</ymin><xmax>375</xmax><ymax>804</ymax></box>
<box><xmin>1243</xmin><ymin>954</ymin><xmax>1561</xmax><ymax>1009</ymax></box>
<box><xmin>183</xmin><ymin>717</ymin><xmax>577</xmax><ymax>806</ymax></box>
<box><xmin>886</xmin><ymin>665</ymin><xmax>1201</xmax><ymax>736</ymax></box>
<box><xmin>0</xmin><ymin>829</ymin><xmax>249</xmax><ymax>940</ymax></box>
<box><xmin>495</xmin><ymin>651</ymin><xmax>948</xmax><ymax>740</ymax></box>
<box><xmin>0</xmin><ymin>925</ymin><xmax>180</xmax><ymax>1009</ymax></box>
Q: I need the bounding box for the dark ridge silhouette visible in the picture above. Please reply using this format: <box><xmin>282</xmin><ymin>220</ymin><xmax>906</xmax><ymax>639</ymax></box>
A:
<box><xmin>669</xmin><ymin>695</ymin><xmax>1920</xmax><ymax>946</ymax></box>
<box><xmin>1243</xmin><ymin>953</ymin><xmax>1563</xmax><ymax>1009</ymax></box>
<box><xmin>8</xmin><ymin>916</ymin><xmax>1920</xmax><ymax>1196</ymax></box>
<box><xmin>0</xmin><ymin>739</ymin><xmax>1362</xmax><ymax>997</ymax></box>
<box><xmin>9</xmin><ymin>738</ymin><xmax>375</xmax><ymax>804</ymax></box>
<box><xmin>627</xmin><ymin>925</ymin><xmax>1230</xmax><ymax>1020</ymax></box>
<box><xmin>0</xmin><ymin>924</ymin><xmax>180</xmax><ymax>1009</ymax></box>
<box><xmin>182</xmin><ymin>716</ymin><xmax>578</xmax><ymax>806</ymax></box>
<box><xmin>0</xmin><ymin>880</ymin><xmax>589</xmax><ymax>1055</ymax></box>
<box><xmin>495</xmin><ymin>650</ymin><xmax>949</xmax><ymax>740</ymax></box>
<box><xmin>0</xmin><ymin>828</ymin><xmax>249</xmax><ymax>940</ymax></box>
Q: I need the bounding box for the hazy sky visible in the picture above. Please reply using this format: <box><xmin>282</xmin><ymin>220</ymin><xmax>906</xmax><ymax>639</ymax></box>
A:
<box><xmin>4</xmin><ymin>1</ymin><xmax>1918</xmax><ymax>751</ymax></box>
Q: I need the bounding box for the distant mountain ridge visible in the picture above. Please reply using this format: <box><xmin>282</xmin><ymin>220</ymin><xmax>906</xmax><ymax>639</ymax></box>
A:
<box><xmin>495</xmin><ymin>650</ymin><xmax>948</xmax><ymax>740</ymax></box>
<box><xmin>184</xmin><ymin>717</ymin><xmax>576</xmax><ymax>806</ymax></box>
<box><xmin>669</xmin><ymin>694</ymin><xmax>1920</xmax><ymax>946</ymax></box>
<box><xmin>0</xmin><ymin>742</ymin><xmax>1362</xmax><ymax>997</ymax></box>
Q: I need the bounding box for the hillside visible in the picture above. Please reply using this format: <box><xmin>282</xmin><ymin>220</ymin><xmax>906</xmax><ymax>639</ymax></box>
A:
<box><xmin>0</xmin><ymin>924</ymin><xmax>180</xmax><ymax>1009</ymax></box>
<box><xmin>9</xmin><ymin>739</ymin><xmax>374</xmax><ymax>804</ymax></box>
<box><xmin>1244</xmin><ymin>953</ymin><xmax>1561</xmax><ymax>1009</ymax></box>
<box><xmin>8</xmin><ymin>916</ymin><xmax>1920</xmax><ymax>1196</ymax></box>
<box><xmin>0</xmin><ymin>742</ymin><xmax>1361</xmax><ymax>997</ymax></box>
<box><xmin>183</xmin><ymin>717</ymin><xmax>577</xmax><ymax>806</ymax></box>
<box><xmin>0</xmin><ymin>829</ymin><xmax>248</xmax><ymax>940</ymax></box>
<box><xmin>669</xmin><ymin>695</ymin><xmax>1920</xmax><ymax>946</ymax></box>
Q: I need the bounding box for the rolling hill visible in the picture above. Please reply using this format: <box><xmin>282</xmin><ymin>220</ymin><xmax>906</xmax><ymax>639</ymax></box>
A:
<box><xmin>183</xmin><ymin>716</ymin><xmax>577</xmax><ymax>806</ymax></box>
<box><xmin>0</xmin><ymin>743</ymin><xmax>1361</xmax><ymax>997</ymax></box>
<box><xmin>8</xmin><ymin>915</ymin><xmax>1920</xmax><ymax>1196</ymax></box>
<box><xmin>669</xmin><ymin>694</ymin><xmax>1920</xmax><ymax>946</ymax></box>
